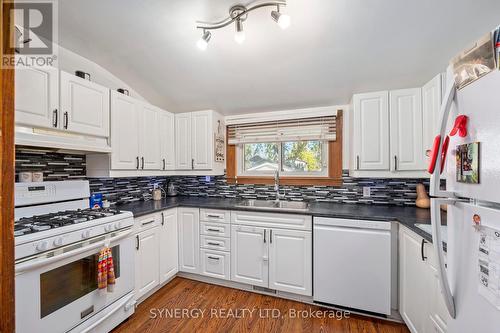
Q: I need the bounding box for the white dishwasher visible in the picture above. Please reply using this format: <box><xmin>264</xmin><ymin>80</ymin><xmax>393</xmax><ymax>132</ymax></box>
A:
<box><xmin>313</xmin><ymin>217</ymin><xmax>393</xmax><ymax>315</ymax></box>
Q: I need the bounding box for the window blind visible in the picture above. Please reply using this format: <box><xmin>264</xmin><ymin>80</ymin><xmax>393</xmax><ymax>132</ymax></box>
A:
<box><xmin>227</xmin><ymin>116</ymin><xmax>337</xmax><ymax>144</ymax></box>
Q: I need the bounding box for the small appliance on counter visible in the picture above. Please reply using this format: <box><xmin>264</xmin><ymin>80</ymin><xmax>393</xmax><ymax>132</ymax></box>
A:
<box><xmin>166</xmin><ymin>181</ymin><xmax>178</xmax><ymax>197</ymax></box>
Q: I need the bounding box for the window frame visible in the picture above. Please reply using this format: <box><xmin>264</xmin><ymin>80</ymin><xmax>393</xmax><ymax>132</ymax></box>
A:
<box><xmin>226</xmin><ymin>110</ymin><xmax>344</xmax><ymax>187</ymax></box>
<box><xmin>237</xmin><ymin>141</ymin><xmax>329</xmax><ymax>177</ymax></box>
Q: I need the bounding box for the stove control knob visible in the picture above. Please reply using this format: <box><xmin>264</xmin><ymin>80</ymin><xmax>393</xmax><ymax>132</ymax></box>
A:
<box><xmin>35</xmin><ymin>241</ymin><xmax>48</xmax><ymax>252</ymax></box>
<box><xmin>81</xmin><ymin>230</ymin><xmax>91</xmax><ymax>239</ymax></box>
<box><xmin>104</xmin><ymin>224</ymin><xmax>113</xmax><ymax>232</ymax></box>
<box><xmin>114</xmin><ymin>222</ymin><xmax>122</xmax><ymax>230</ymax></box>
<box><xmin>53</xmin><ymin>237</ymin><xmax>63</xmax><ymax>247</ymax></box>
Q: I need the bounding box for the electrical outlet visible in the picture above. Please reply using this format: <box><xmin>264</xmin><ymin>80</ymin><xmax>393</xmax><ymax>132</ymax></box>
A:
<box><xmin>363</xmin><ymin>187</ymin><xmax>371</xmax><ymax>197</ymax></box>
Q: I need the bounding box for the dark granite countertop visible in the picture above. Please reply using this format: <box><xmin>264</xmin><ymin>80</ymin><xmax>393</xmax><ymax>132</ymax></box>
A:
<box><xmin>117</xmin><ymin>197</ymin><xmax>444</xmax><ymax>244</ymax></box>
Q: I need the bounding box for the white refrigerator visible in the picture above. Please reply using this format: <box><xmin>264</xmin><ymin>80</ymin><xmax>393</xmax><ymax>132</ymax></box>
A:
<box><xmin>430</xmin><ymin>52</ymin><xmax>500</xmax><ymax>332</ymax></box>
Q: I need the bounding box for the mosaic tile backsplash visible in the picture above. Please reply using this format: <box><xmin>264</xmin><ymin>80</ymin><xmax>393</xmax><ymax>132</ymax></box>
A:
<box><xmin>15</xmin><ymin>149</ymin><xmax>430</xmax><ymax>207</ymax></box>
<box><xmin>15</xmin><ymin>147</ymin><xmax>87</xmax><ymax>182</ymax></box>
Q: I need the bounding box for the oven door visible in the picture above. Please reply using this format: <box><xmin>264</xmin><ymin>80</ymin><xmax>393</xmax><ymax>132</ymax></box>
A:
<box><xmin>15</xmin><ymin>228</ymin><xmax>135</xmax><ymax>333</ymax></box>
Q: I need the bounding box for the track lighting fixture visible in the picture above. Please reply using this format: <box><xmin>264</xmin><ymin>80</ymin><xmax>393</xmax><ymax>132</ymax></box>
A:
<box><xmin>195</xmin><ymin>0</ymin><xmax>289</xmax><ymax>50</ymax></box>
<box><xmin>197</xmin><ymin>30</ymin><xmax>211</xmax><ymax>51</ymax></box>
<box><xmin>271</xmin><ymin>6</ymin><xmax>291</xmax><ymax>30</ymax></box>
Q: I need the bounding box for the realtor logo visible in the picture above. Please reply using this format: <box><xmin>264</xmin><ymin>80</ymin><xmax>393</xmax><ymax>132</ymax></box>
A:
<box><xmin>2</xmin><ymin>0</ymin><xmax>58</xmax><ymax>68</ymax></box>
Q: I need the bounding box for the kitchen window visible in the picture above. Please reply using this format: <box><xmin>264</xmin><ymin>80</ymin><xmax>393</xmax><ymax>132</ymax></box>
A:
<box><xmin>226</xmin><ymin>111</ymin><xmax>343</xmax><ymax>186</ymax></box>
<box><xmin>241</xmin><ymin>141</ymin><xmax>328</xmax><ymax>176</ymax></box>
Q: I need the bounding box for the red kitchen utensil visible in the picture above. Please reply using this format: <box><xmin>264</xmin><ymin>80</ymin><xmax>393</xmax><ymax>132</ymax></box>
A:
<box><xmin>449</xmin><ymin>115</ymin><xmax>468</xmax><ymax>137</ymax></box>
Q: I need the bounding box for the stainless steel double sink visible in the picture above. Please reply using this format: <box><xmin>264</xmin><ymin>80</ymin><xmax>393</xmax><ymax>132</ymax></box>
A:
<box><xmin>234</xmin><ymin>199</ymin><xmax>309</xmax><ymax>212</ymax></box>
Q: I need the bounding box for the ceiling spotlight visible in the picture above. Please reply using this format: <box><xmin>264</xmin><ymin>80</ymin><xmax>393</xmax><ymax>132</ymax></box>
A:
<box><xmin>271</xmin><ymin>7</ymin><xmax>291</xmax><ymax>30</ymax></box>
<box><xmin>197</xmin><ymin>30</ymin><xmax>211</xmax><ymax>51</ymax></box>
<box><xmin>234</xmin><ymin>19</ymin><xmax>245</xmax><ymax>44</ymax></box>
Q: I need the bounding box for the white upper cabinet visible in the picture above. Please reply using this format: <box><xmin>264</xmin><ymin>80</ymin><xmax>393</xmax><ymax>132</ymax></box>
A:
<box><xmin>60</xmin><ymin>71</ymin><xmax>110</xmax><ymax>137</ymax></box>
<box><xmin>175</xmin><ymin>113</ymin><xmax>192</xmax><ymax>170</ymax></box>
<box><xmin>175</xmin><ymin>110</ymin><xmax>224</xmax><ymax>172</ymax></box>
<box><xmin>139</xmin><ymin>103</ymin><xmax>161</xmax><ymax>170</ymax></box>
<box><xmin>352</xmin><ymin>91</ymin><xmax>390</xmax><ymax>170</ymax></box>
<box><xmin>422</xmin><ymin>74</ymin><xmax>443</xmax><ymax>155</ymax></box>
<box><xmin>110</xmin><ymin>91</ymin><xmax>141</xmax><ymax>170</ymax></box>
<box><xmin>268</xmin><ymin>229</ymin><xmax>312</xmax><ymax>296</ymax></box>
<box><xmin>390</xmin><ymin>88</ymin><xmax>424</xmax><ymax>171</ymax></box>
<box><xmin>15</xmin><ymin>66</ymin><xmax>59</xmax><ymax>129</ymax></box>
<box><xmin>159</xmin><ymin>111</ymin><xmax>175</xmax><ymax>170</ymax></box>
<box><xmin>191</xmin><ymin>111</ymin><xmax>212</xmax><ymax>170</ymax></box>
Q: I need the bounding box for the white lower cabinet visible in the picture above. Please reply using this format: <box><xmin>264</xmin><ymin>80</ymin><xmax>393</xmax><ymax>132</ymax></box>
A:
<box><xmin>231</xmin><ymin>225</ymin><xmax>269</xmax><ymax>287</ymax></box>
<box><xmin>230</xmin><ymin>212</ymin><xmax>312</xmax><ymax>296</ymax></box>
<box><xmin>399</xmin><ymin>226</ymin><xmax>450</xmax><ymax>333</ymax></box>
<box><xmin>200</xmin><ymin>249</ymin><xmax>230</xmax><ymax>280</ymax></box>
<box><xmin>268</xmin><ymin>228</ymin><xmax>312</xmax><ymax>296</ymax></box>
<box><xmin>159</xmin><ymin>209</ymin><xmax>179</xmax><ymax>284</ymax></box>
<box><xmin>135</xmin><ymin>226</ymin><xmax>160</xmax><ymax>299</ymax></box>
<box><xmin>178</xmin><ymin>207</ymin><xmax>200</xmax><ymax>273</ymax></box>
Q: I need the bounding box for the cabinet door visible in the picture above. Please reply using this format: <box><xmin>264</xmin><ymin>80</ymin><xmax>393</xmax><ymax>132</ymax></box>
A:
<box><xmin>353</xmin><ymin>91</ymin><xmax>390</xmax><ymax>170</ymax></box>
<box><xmin>178</xmin><ymin>208</ymin><xmax>200</xmax><ymax>273</ymax></box>
<box><xmin>175</xmin><ymin>113</ymin><xmax>192</xmax><ymax>170</ymax></box>
<box><xmin>15</xmin><ymin>66</ymin><xmax>59</xmax><ymax>129</ymax></box>
<box><xmin>159</xmin><ymin>209</ymin><xmax>178</xmax><ymax>284</ymax></box>
<box><xmin>231</xmin><ymin>225</ymin><xmax>268</xmax><ymax>287</ymax></box>
<box><xmin>390</xmin><ymin>88</ymin><xmax>424</xmax><ymax>171</ymax></box>
<box><xmin>135</xmin><ymin>227</ymin><xmax>160</xmax><ymax>299</ymax></box>
<box><xmin>159</xmin><ymin>110</ymin><xmax>175</xmax><ymax>170</ymax></box>
<box><xmin>191</xmin><ymin>111</ymin><xmax>212</xmax><ymax>170</ymax></box>
<box><xmin>110</xmin><ymin>91</ymin><xmax>140</xmax><ymax>170</ymax></box>
<box><xmin>139</xmin><ymin>103</ymin><xmax>161</xmax><ymax>170</ymax></box>
<box><xmin>269</xmin><ymin>229</ymin><xmax>312</xmax><ymax>296</ymax></box>
<box><xmin>422</xmin><ymin>74</ymin><xmax>443</xmax><ymax>157</ymax></box>
<box><xmin>399</xmin><ymin>227</ymin><xmax>431</xmax><ymax>333</ymax></box>
<box><xmin>60</xmin><ymin>71</ymin><xmax>110</xmax><ymax>137</ymax></box>
<box><xmin>200</xmin><ymin>249</ymin><xmax>230</xmax><ymax>280</ymax></box>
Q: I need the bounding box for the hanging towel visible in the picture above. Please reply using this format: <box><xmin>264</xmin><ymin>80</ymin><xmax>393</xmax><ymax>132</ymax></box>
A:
<box><xmin>106</xmin><ymin>247</ymin><xmax>116</xmax><ymax>292</ymax></box>
<box><xmin>97</xmin><ymin>248</ymin><xmax>108</xmax><ymax>290</ymax></box>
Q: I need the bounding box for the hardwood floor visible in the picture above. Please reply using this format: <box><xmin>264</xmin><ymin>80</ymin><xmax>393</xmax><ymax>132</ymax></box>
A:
<box><xmin>113</xmin><ymin>278</ymin><xmax>409</xmax><ymax>333</ymax></box>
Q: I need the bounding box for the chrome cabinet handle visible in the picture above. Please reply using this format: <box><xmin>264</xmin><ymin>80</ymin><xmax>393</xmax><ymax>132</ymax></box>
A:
<box><xmin>63</xmin><ymin>111</ymin><xmax>69</xmax><ymax>129</ymax></box>
<box><xmin>207</xmin><ymin>242</ymin><xmax>221</xmax><ymax>246</ymax></box>
<box><xmin>141</xmin><ymin>220</ymin><xmax>155</xmax><ymax>226</ymax></box>
<box><xmin>208</xmin><ymin>256</ymin><xmax>220</xmax><ymax>261</ymax></box>
<box><xmin>356</xmin><ymin>156</ymin><xmax>360</xmax><ymax>170</ymax></box>
<box><xmin>136</xmin><ymin>235</ymin><xmax>140</xmax><ymax>250</ymax></box>
<box><xmin>270</xmin><ymin>229</ymin><xmax>273</xmax><ymax>244</ymax></box>
<box><xmin>163</xmin><ymin>158</ymin><xmax>166</xmax><ymax>170</ymax></box>
<box><xmin>141</xmin><ymin>157</ymin><xmax>145</xmax><ymax>169</ymax></box>
<box><xmin>52</xmin><ymin>109</ymin><xmax>58</xmax><ymax>127</ymax></box>
<box><xmin>207</xmin><ymin>228</ymin><xmax>221</xmax><ymax>232</ymax></box>
<box><xmin>136</xmin><ymin>156</ymin><xmax>139</xmax><ymax>170</ymax></box>
<box><xmin>207</xmin><ymin>214</ymin><xmax>222</xmax><ymax>218</ymax></box>
<box><xmin>191</xmin><ymin>158</ymin><xmax>194</xmax><ymax>170</ymax></box>
<box><xmin>161</xmin><ymin>212</ymin><xmax>165</xmax><ymax>226</ymax></box>
<box><xmin>394</xmin><ymin>155</ymin><xmax>398</xmax><ymax>171</ymax></box>
<box><xmin>263</xmin><ymin>229</ymin><xmax>266</xmax><ymax>243</ymax></box>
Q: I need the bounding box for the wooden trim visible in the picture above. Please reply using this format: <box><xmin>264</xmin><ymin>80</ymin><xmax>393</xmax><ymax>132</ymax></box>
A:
<box><xmin>225</xmin><ymin>110</ymin><xmax>344</xmax><ymax>186</ymax></box>
<box><xmin>1</xmin><ymin>0</ymin><xmax>15</xmax><ymax>331</ymax></box>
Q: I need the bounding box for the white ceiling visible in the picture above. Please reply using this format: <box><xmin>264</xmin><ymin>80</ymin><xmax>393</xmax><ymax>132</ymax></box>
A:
<box><xmin>59</xmin><ymin>0</ymin><xmax>500</xmax><ymax>114</ymax></box>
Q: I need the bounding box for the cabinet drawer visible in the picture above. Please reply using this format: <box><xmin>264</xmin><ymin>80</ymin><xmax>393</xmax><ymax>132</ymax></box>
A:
<box><xmin>200</xmin><ymin>221</ymin><xmax>230</xmax><ymax>237</ymax></box>
<box><xmin>200</xmin><ymin>235</ymin><xmax>230</xmax><ymax>252</ymax></box>
<box><xmin>231</xmin><ymin>211</ymin><xmax>312</xmax><ymax>231</ymax></box>
<box><xmin>200</xmin><ymin>209</ymin><xmax>230</xmax><ymax>224</ymax></box>
<box><xmin>200</xmin><ymin>249</ymin><xmax>230</xmax><ymax>280</ymax></box>
<box><xmin>135</xmin><ymin>213</ymin><xmax>161</xmax><ymax>233</ymax></box>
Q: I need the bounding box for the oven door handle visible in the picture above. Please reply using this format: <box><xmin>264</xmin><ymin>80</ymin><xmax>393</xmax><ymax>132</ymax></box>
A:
<box><xmin>15</xmin><ymin>229</ymin><xmax>133</xmax><ymax>274</ymax></box>
<box><xmin>79</xmin><ymin>293</ymin><xmax>136</xmax><ymax>333</ymax></box>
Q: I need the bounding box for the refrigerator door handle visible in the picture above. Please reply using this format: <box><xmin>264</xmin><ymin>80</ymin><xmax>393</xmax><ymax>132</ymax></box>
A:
<box><xmin>430</xmin><ymin>197</ymin><xmax>457</xmax><ymax>319</ymax></box>
<box><xmin>430</xmin><ymin>82</ymin><xmax>457</xmax><ymax>198</ymax></box>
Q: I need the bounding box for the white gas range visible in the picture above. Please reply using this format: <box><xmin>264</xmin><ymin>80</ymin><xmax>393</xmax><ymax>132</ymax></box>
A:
<box><xmin>14</xmin><ymin>180</ymin><xmax>136</xmax><ymax>333</ymax></box>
